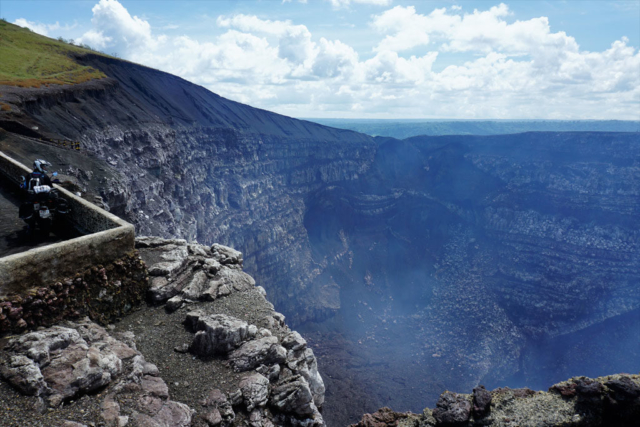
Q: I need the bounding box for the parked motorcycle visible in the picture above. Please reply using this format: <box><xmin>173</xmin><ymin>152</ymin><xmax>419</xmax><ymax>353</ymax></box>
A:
<box><xmin>18</xmin><ymin>173</ymin><xmax>70</xmax><ymax>237</ymax></box>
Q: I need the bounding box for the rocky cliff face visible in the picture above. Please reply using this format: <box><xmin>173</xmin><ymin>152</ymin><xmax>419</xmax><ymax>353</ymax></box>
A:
<box><xmin>1</xmin><ymin>53</ymin><xmax>639</xmax><ymax>426</ymax></box>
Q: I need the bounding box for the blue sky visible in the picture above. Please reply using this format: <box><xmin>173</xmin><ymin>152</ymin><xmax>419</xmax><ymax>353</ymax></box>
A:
<box><xmin>3</xmin><ymin>0</ymin><xmax>639</xmax><ymax>119</ymax></box>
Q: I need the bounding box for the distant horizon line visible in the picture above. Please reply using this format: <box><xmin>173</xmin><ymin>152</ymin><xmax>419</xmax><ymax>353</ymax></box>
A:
<box><xmin>301</xmin><ymin>118</ymin><xmax>640</xmax><ymax>122</ymax></box>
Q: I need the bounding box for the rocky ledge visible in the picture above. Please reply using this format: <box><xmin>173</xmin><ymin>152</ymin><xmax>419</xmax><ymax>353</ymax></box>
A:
<box><xmin>0</xmin><ymin>237</ymin><xmax>325</xmax><ymax>427</ymax></box>
<box><xmin>350</xmin><ymin>374</ymin><xmax>640</xmax><ymax>427</ymax></box>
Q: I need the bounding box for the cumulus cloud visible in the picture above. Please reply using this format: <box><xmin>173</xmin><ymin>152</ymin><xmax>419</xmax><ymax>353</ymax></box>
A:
<box><xmin>67</xmin><ymin>0</ymin><xmax>639</xmax><ymax>119</ymax></box>
<box><xmin>313</xmin><ymin>38</ymin><xmax>359</xmax><ymax>78</ymax></box>
<box><xmin>76</xmin><ymin>0</ymin><xmax>161</xmax><ymax>52</ymax></box>
<box><xmin>371</xmin><ymin>3</ymin><xmax>579</xmax><ymax>59</ymax></box>
<box><xmin>217</xmin><ymin>14</ymin><xmax>317</xmax><ymax>73</ymax></box>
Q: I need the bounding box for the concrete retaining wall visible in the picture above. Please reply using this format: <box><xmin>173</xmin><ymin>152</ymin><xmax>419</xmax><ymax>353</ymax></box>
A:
<box><xmin>0</xmin><ymin>151</ymin><xmax>135</xmax><ymax>296</ymax></box>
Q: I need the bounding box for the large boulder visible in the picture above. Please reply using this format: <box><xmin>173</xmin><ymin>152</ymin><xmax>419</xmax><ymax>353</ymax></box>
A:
<box><xmin>0</xmin><ymin>319</ymin><xmax>192</xmax><ymax>426</ymax></box>
<box><xmin>282</xmin><ymin>331</ymin><xmax>325</xmax><ymax>408</ymax></box>
<box><xmin>229</xmin><ymin>336</ymin><xmax>287</xmax><ymax>372</ymax></box>
<box><xmin>137</xmin><ymin>239</ymin><xmax>255</xmax><ymax>304</ymax></box>
<box><xmin>270</xmin><ymin>370</ymin><xmax>317</xmax><ymax>417</ymax></box>
<box><xmin>202</xmin><ymin>388</ymin><xmax>236</xmax><ymax>426</ymax></box>
<box><xmin>432</xmin><ymin>392</ymin><xmax>471</xmax><ymax>426</ymax></box>
<box><xmin>211</xmin><ymin>244</ymin><xmax>243</xmax><ymax>266</ymax></box>
<box><xmin>0</xmin><ymin>323</ymin><xmax>127</xmax><ymax>406</ymax></box>
<box><xmin>185</xmin><ymin>311</ymin><xmax>256</xmax><ymax>355</ymax></box>
<box><xmin>239</xmin><ymin>373</ymin><xmax>270</xmax><ymax>411</ymax></box>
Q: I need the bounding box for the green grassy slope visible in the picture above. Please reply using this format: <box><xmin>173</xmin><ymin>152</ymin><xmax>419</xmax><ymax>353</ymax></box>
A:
<box><xmin>0</xmin><ymin>20</ymin><xmax>106</xmax><ymax>88</ymax></box>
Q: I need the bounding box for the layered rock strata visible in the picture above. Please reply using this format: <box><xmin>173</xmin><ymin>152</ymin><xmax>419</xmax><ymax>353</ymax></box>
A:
<box><xmin>303</xmin><ymin>132</ymin><xmax>640</xmax><ymax>424</ymax></box>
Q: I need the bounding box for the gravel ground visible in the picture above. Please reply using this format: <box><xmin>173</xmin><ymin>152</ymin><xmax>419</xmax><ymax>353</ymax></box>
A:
<box><xmin>113</xmin><ymin>287</ymin><xmax>287</xmax><ymax>426</ymax></box>
<box><xmin>0</xmin><ymin>286</ymin><xmax>290</xmax><ymax>427</ymax></box>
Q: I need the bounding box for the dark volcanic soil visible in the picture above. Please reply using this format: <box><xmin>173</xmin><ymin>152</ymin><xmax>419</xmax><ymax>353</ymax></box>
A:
<box><xmin>0</xmin><ymin>285</ymin><xmax>293</xmax><ymax>427</ymax></box>
<box><xmin>112</xmin><ymin>289</ymin><xmax>288</xmax><ymax>426</ymax></box>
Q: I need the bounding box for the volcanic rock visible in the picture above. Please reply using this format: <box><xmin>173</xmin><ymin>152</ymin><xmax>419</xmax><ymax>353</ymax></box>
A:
<box><xmin>0</xmin><ymin>318</ymin><xmax>192</xmax><ymax>426</ymax></box>
<box><xmin>229</xmin><ymin>336</ymin><xmax>287</xmax><ymax>372</ymax></box>
<box><xmin>185</xmin><ymin>311</ymin><xmax>256</xmax><ymax>355</ymax></box>
<box><xmin>239</xmin><ymin>373</ymin><xmax>270</xmax><ymax>411</ymax></box>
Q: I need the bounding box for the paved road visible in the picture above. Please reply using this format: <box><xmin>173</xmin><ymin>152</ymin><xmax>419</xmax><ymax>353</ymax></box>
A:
<box><xmin>0</xmin><ymin>179</ymin><xmax>76</xmax><ymax>258</ymax></box>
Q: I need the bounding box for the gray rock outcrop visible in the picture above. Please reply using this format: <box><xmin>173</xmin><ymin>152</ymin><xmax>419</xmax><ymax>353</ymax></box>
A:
<box><xmin>186</xmin><ymin>311</ymin><xmax>256</xmax><ymax>355</ymax></box>
<box><xmin>185</xmin><ymin>310</ymin><xmax>324</xmax><ymax>426</ymax></box>
<box><xmin>135</xmin><ymin>237</ymin><xmax>326</xmax><ymax>426</ymax></box>
<box><xmin>0</xmin><ymin>319</ymin><xmax>192</xmax><ymax>426</ymax></box>
<box><xmin>239</xmin><ymin>373</ymin><xmax>270</xmax><ymax>412</ymax></box>
<box><xmin>350</xmin><ymin>374</ymin><xmax>640</xmax><ymax>427</ymax></box>
<box><xmin>137</xmin><ymin>237</ymin><xmax>256</xmax><ymax>308</ymax></box>
<box><xmin>228</xmin><ymin>336</ymin><xmax>287</xmax><ymax>372</ymax></box>
<box><xmin>1</xmin><ymin>322</ymin><xmax>128</xmax><ymax>406</ymax></box>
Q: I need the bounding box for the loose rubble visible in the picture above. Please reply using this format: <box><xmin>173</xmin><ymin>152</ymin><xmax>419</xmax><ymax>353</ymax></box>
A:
<box><xmin>0</xmin><ymin>251</ymin><xmax>148</xmax><ymax>334</ymax></box>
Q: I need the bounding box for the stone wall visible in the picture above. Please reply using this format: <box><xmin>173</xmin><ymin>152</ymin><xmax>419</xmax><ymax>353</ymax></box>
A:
<box><xmin>0</xmin><ymin>150</ymin><xmax>135</xmax><ymax>296</ymax></box>
<box><xmin>0</xmin><ymin>251</ymin><xmax>148</xmax><ymax>333</ymax></box>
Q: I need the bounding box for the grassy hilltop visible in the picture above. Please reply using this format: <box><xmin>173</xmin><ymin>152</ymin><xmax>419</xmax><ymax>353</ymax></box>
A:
<box><xmin>0</xmin><ymin>20</ymin><xmax>106</xmax><ymax>88</ymax></box>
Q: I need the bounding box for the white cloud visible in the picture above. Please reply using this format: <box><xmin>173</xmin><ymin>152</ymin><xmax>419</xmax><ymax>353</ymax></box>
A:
<box><xmin>363</xmin><ymin>50</ymin><xmax>438</xmax><ymax>84</ymax></box>
<box><xmin>76</xmin><ymin>0</ymin><xmax>160</xmax><ymax>53</ymax></box>
<box><xmin>217</xmin><ymin>14</ymin><xmax>317</xmax><ymax>71</ymax></box>
<box><xmin>13</xmin><ymin>18</ymin><xmax>76</xmax><ymax>37</ymax></box>
<box><xmin>370</xmin><ymin>3</ymin><xmax>581</xmax><ymax>68</ymax></box>
<box><xmin>371</xmin><ymin>6</ymin><xmax>457</xmax><ymax>52</ymax></box>
<box><xmin>329</xmin><ymin>0</ymin><xmax>392</xmax><ymax>9</ymax></box>
<box><xmin>312</xmin><ymin>38</ymin><xmax>359</xmax><ymax>78</ymax></box>
<box><xmin>67</xmin><ymin>0</ymin><xmax>639</xmax><ymax>120</ymax></box>
<box><xmin>217</xmin><ymin>15</ymin><xmax>296</xmax><ymax>36</ymax></box>
<box><xmin>14</xmin><ymin>18</ymin><xmax>50</xmax><ymax>36</ymax></box>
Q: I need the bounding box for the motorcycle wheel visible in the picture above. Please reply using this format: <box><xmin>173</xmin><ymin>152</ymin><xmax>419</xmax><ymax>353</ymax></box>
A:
<box><xmin>40</xmin><ymin>219</ymin><xmax>52</xmax><ymax>237</ymax></box>
<box><xmin>24</xmin><ymin>220</ymin><xmax>38</xmax><ymax>241</ymax></box>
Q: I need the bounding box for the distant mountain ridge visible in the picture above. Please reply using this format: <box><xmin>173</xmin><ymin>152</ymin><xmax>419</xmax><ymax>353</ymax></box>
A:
<box><xmin>310</xmin><ymin>118</ymin><xmax>640</xmax><ymax>139</ymax></box>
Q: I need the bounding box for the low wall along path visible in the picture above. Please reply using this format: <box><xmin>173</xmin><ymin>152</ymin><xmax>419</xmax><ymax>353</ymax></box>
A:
<box><xmin>0</xmin><ymin>150</ymin><xmax>135</xmax><ymax>296</ymax></box>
